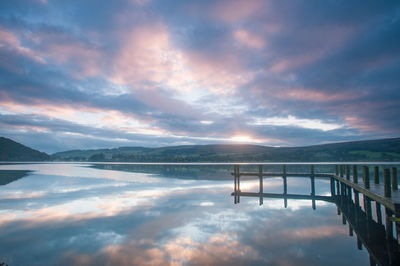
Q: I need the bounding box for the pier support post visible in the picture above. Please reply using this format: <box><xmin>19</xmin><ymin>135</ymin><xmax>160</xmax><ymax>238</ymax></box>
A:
<box><xmin>233</xmin><ymin>165</ymin><xmax>237</xmax><ymax>204</ymax></box>
<box><xmin>340</xmin><ymin>165</ymin><xmax>344</xmax><ymax>177</ymax></box>
<box><xmin>237</xmin><ymin>165</ymin><xmax>240</xmax><ymax>192</ymax></box>
<box><xmin>237</xmin><ymin>165</ymin><xmax>240</xmax><ymax>203</ymax></box>
<box><xmin>354</xmin><ymin>190</ymin><xmax>360</xmax><ymax>207</ymax></box>
<box><xmin>385</xmin><ymin>207</ymin><xmax>395</xmax><ymax>266</ymax></box>
<box><xmin>357</xmin><ymin>237</ymin><xmax>362</xmax><ymax>250</ymax></box>
<box><xmin>259</xmin><ymin>165</ymin><xmax>263</xmax><ymax>205</ymax></box>
<box><xmin>283</xmin><ymin>164</ymin><xmax>287</xmax><ymax>208</ymax></box>
<box><xmin>384</xmin><ymin>168</ymin><xmax>392</xmax><ymax>198</ymax></box>
<box><xmin>335</xmin><ymin>165</ymin><xmax>339</xmax><ymax>176</ymax></box>
<box><xmin>347</xmin><ymin>186</ymin><xmax>352</xmax><ymax>201</ymax></box>
<box><xmin>346</xmin><ymin>165</ymin><xmax>350</xmax><ymax>180</ymax></box>
<box><xmin>311</xmin><ymin>167</ymin><xmax>316</xmax><ymax>210</ymax></box>
<box><xmin>353</xmin><ymin>165</ymin><xmax>358</xmax><ymax>184</ymax></box>
<box><xmin>392</xmin><ymin>167</ymin><xmax>398</xmax><ymax>190</ymax></box>
<box><xmin>374</xmin><ymin>166</ymin><xmax>379</xmax><ymax>184</ymax></box>
<box><xmin>330</xmin><ymin>177</ymin><xmax>335</xmax><ymax>196</ymax></box>
<box><xmin>363</xmin><ymin>166</ymin><xmax>370</xmax><ymax>189</ymax></box>
<box><xmin>369</xmin><ymin>256</ymin><xmax>376</xmax><ymax>266</ymax></box>
<box><xmin>283</xmin><ymin>164</ymin><xmax>287</xmax><ymax>195</ymax></box>
<box><xmin>365</xmin><ymin>197</ymin><xmax>372</xmax><ymax>220</ymax></box>
<box><xmin>336</xmin><ymin>180</ymin><xmax>340</xmax><ymax>195</ymax></box>
<box><xmin>386</xmin><ymin>208</ymin><xmax>394</xmax><ymax>240</ymax></box>
<box><xmin>376</xmin><ymin>202</ymin><xmax>382</xmax><ymax>224</ymax></box>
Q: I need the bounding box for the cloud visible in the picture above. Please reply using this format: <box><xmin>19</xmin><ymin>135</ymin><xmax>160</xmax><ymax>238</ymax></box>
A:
<box><xmin>0</xmin><ymin>0</ymin><xmax>399</xmax><ymax>151</ymax></box>
<box><xmin>249</xmin><ymin>115</ymin><xmax>343</xmax><ymax>132</ymax></box>
<box><xmin>233</xmin><ymin>29</ymin><xmax>265</xmax><ymax>49</ymax></box>
<box><xmin>212</xmin><ymin>0</ymin><xmax>264</xmax><ymax>23</ymax></box>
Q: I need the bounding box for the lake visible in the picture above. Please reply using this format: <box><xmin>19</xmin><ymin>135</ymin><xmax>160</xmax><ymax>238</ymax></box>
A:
<box><xmin>0</xmin><ymin>163</ymin><xmax>390</xmax><ymax>265</ymax></box>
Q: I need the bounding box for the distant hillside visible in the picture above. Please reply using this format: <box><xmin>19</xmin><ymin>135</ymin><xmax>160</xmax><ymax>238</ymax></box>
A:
<box><xmin>51</xmin><ymin>138</ymin><xmax>400</xmax><ymax>162</ymax></box>
<box><xmin>0</xmin><ymin>137</ymin><xmax>50</xmax><ymax>161</ymax></box>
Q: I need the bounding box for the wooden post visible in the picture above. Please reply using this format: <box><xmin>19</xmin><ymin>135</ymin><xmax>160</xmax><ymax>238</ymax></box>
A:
<box><xmin>335</xmin><ymin>165</ymin><xmax>339</xmax><ymax>176</ymax></box>
<box><xmin>311</xmin><ymin>167</ymin><xmax>316</xmax><ymax>210</ymax></box>
<box><xmin>392</xmin><ymin>167</ymin><xmax>398</xmax><ymax>190</ymax></box>
<box><xmin>237</xmin><ymin>165</ymin><xmax>240</xmax><ymax>192</ymax></box>
<box><xmin>386</xmin><ymin>208</ymin><xmax>394</xmax><ymax>240</ymax></box>
<box><xmin>347</xmin><ymin>186</ymin><xmax>352</xmax><ymax>201</ymax></box>
<box><xmin>376</xmin><ymin>202</ymin><xmax>382</xmax><ymax>225</ymax></box>
<box><xmin>357</xmin><ymin>237</ymin><xmax>362</xmax><ymax>250</ymax></box>
<box><xmin>310</xmin><ymin>165</ymin><xmax>315</xmax><ymax>196</ymax></box>
<box><xmin>283</xmin><ymin>164</ymin><xmax>287</xmax><ymax>195</ymax></box>
<box><xmin>363</xmin><ymin>166</ymin><xmax>370</xmax><ymax>189</ymax></box>
<box><xmin>234</xmin><ymin>165</ymin><xmax>237</xmax><ymax>190</ymax></box>
<box><xmin>354</xmin><ymin>189</ymin><xmax>359</xmax><ymax>224</ymax></box>
<box><xmin>354</xmin><ymin>191</ymin><xmax>360</xmax><ymax>207</ymax></box>
<box><xmin>330</xmin><ymin>177</ymin><xmax>335</xmax><ymax>196</ymax></box>
<box><xmin>384</xmin><ymin>168</ymin><xmax>391</xmax><ymax>198</ymax></box>
<box><xmin>259</xmin><ymin>165</ymin><xmax>263</xmax><ymax>194</ymax></box>
<box><xmin>353</xmin><ymin>165</ymin><xmax>358</xmax><ymax>184</ymax></box>
<box><xmin>340</xmin><ymin>165</ymin><xmax>344</xmax><ymax>177</ymax></box>
<box><xmin>336</xmin><ymin>180</ymin><xmax>340</xmax><ymax>195</ymax></box>
<box><xmin>386</xmin><ymin>208</ymin><xmax>395</xmax><ymax>266</ymax></box>
<box><xmin>340</xmin><ymin>181</ymin><xmax>344</xmax><ymax>195</ymax></box>
<box><xmin>349</xmin><ymin>225</ymin><xmax>353</xmax><ymax>236</ymax></box>
<box><xmin>346</xmin><ymin>165</ymin><xmax>350</xmax><ymax>180</ymax></box>
<box><xmin>342</xmin><ymin>213</ymin><xmax>346</xmax><ymax>225</ymax></box>
<box><xmin>369</xmin><ymin>256</ymin><xmax>375</xmax><ymax>266</ymax></box>
<box><xmin>365</xmin><ymin>197</ymin><xmax>372</xmax><ymax>220</ymax></box>
<box><xmin>259</xmin><ymin>165</ymin><xmax>263</xmax><ymax>206</ymax></box>
<box><xmin>237</xmin><ymin>165</ymin><xmax>240</xmax><ymax>203</ymax></box>
<box><xmin>374</xmin><ymin>166</ymin><xmax>379</xmax><ymax>184</ymax></box>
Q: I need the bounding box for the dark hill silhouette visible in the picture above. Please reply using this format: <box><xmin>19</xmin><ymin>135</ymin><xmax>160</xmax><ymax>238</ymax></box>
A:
<box><xmin>0</xmin><ymin>137</ymin><xmax>50</xmax><ymax>161</ymax></box>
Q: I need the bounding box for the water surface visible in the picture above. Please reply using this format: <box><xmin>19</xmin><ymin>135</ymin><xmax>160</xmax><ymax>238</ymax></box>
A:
<box><xmin>0</xmin><ymin>163</ymin><xmax>372</xmax><ymax>265</ymax></box>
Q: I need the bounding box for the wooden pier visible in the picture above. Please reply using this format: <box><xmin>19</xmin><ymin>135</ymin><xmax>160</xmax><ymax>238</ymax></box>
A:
<box><xmin>231</xmin><ymin>163</ymin><xmax>400</xmax><ymax>266</ymax></box>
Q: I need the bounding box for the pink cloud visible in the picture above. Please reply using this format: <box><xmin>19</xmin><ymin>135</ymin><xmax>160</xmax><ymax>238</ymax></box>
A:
<box><xmin>182</xmin><ymin>51</ymin><xmax>254</xmax><ymax>95</ymax></box>
<box><xmin>0</xmin><ymin>26</ymin><xmax>46</xmax><ymax>64</ymax></box>
<box><xmin>59</xmin><ymin>233</ymin><xmax>258</xmax><ymax>266</ymax></box>
<box><xmin>233</xmin><ymin>29</ymin><xmax>266</xmax><ymax>49</ymax></box>
<box><xmin>212</xmin><ymin>0</ymin><xmax>264</xmax><ymax>23</ymax></box>
<box><xmin>111</xmin><ymin>23</ymin><xmax>173</xmax><ymax>86</ymax></box>
<box><xmin>279</xmin><ymin>88</ymin><xmax>358</xmax><ymax>102</ymax></box>
<box><xmin>269</xmin><ymin>26</ymin><xmax>355</xmax><ymax>73</ymax></box>
<box><xmin>36</xmin><ymin>40</ymin><xmax>103</xmax><ymax>77</ymax></box>
<box><xmin>111</xmin><ymin>22</ymin><xmax>255</xmax><ymax>97</ymax></box>
<box><xmin>279</xmin><ymin>225</ymin><xmax>346</xmax><ymax>240</ymax></box>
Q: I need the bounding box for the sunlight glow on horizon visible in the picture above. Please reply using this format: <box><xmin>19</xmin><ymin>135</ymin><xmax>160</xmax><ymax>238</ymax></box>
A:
<box><xmin>249</xmin><ymin>115</ymin><xmax>343</xmax><ymax>131</ymax></box>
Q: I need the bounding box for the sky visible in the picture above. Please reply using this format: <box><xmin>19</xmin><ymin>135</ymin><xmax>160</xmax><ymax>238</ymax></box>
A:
<box><xmin>0</xmin><ymin>0</ymin><xmax>399</xmax><ymax>153</ymax></box>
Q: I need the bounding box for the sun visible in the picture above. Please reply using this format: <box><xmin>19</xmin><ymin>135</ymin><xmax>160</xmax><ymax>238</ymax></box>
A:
<box><xmin>230</xmin><ymin>135</ymin><xmax>253</xmax><ymax>142</ymax></box>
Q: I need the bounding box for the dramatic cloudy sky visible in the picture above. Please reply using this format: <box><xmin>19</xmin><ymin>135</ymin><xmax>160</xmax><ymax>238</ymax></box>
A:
<box><xmin>0</xmin><ymin>0</ymin><xmax>399</xmax><ymax>153</ymax></box>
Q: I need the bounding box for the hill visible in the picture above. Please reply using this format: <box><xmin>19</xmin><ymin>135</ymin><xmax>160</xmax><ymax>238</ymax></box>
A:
<box><xmin>51</xmin><ymin>138</ymin><xmax>400</xmax><ymax>162</ymax></box>
<box><xmin>0</xmin><ymin>137</ymin><xmax>50</xmax><ymax>161</ymax></box>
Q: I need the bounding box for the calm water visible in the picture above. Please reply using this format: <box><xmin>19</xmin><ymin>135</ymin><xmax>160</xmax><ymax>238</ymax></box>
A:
<box><xmin>0</xmin><ymin>163</ymin><xmax>372</xmax><ymax>265</ymax></box>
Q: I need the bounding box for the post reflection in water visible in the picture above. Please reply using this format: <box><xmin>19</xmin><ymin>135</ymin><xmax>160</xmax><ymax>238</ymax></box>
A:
<box><xmin>232</xmin><ymin>165</ymin><xmax>400</xmax><ymax>266</ymax></box>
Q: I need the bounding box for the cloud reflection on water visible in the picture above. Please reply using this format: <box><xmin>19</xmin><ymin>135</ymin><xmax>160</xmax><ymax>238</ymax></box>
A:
<box><xmin>0</xmin><ymin>163</ymin><xmax>369</xmax><ymax>265</ymax></box>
